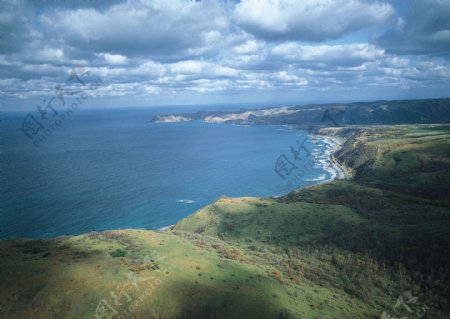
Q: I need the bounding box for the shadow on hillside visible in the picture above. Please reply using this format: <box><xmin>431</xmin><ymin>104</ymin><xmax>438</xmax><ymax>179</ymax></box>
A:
<box><xmin>0</xmin><ymin>231</ymin><xmax>294</xmax><ymax>319</ymax></box>
<box><xmin>0</xmin><ymin>232</ymin><xmax>133</xmax><ymax>318</ymax></box>
<box><xmin>132</xmin><ymin>275</ymin><xmax>291</xmax><ymax>319</ymax></box>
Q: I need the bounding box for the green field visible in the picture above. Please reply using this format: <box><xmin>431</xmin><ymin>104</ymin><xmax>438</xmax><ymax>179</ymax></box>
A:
<box><xmin>1</xmin><ymin>125</ymin><xmax>449</xmax><ymax>318</ymax></box>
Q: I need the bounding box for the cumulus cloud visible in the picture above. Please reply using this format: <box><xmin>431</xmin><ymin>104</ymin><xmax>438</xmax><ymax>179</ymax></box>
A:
<box><xmin>169</xmin><ymin>60</ymin><xmax>239</xmax><ymax>77</ymax></box>
<box><xmin>0</xmin><ymin>0</ymin><xmax>450</xmax><ymax>107</ymax></box>
<box><xmin>39</xmin><ymin>0</ymin><xmax>230</xmax><ymax>60</ymax></box>
<box><xmin>377</xmin><ymin>0</ymin><xmax>450</xmax><ymax>56</ymax></box>
<box><xmin>235</xmin><ymin>0</ymin><xmax>394</xmax><ymax>41</ymax></box>
<box><xmin>271</xmin><ymin>43</ymin><xmax>385</xmax><ymax>66</ymax></box>
<box><xmin>99</xmin><ymin>53</ymin><xmax>129</xmax><ymax>65</ymax></box>
<box><xmin>232</xmin><ymin>40</ymin><xmax>266</xmax><ymax>54</ymax></box>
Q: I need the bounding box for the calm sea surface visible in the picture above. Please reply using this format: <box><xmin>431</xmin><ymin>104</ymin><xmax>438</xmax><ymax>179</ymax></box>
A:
<box><xmin>0</xmin><ymin>107</ymin><xmax>334</xmax><ymax>238</ymax></box>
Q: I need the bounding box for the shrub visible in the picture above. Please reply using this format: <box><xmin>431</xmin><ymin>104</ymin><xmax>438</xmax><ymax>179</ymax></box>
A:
<box><xmin>110</xmin><ymin>249</ymin><xmax>127</xmax><ymax>258</ymax></box>
<box><xmin>222</xmin><ymin>248</ymin><xmax>242</xmax><ymax>261</ymax></box>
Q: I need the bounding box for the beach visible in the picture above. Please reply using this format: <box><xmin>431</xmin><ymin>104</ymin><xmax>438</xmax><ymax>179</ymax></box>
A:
<box><xmin>308</xmin><ymin>133</ymin><xmax>351</xmax><ymax>187</ymax></box>
<box><xmin>322</xmin><ymin>135</ymin><xmax>351</xmax><ymax>180</ymax></box>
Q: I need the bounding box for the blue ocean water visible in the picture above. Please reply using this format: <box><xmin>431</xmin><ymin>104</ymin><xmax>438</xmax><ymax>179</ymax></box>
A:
<box><xmin>0</xmin><ymin>107</ymin><xmax>334</xmax><ymax>238</ymax></box>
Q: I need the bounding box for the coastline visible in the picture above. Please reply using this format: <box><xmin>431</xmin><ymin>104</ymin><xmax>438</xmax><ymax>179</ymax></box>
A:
<box><xmin>159</xmin><ymin>130</ymin><xmax>352</xmax><ymax>231</ymax></box>
<box><xmin>131</xmin><ymin>129</ymin><xmax>352</xmax><ymax>233</ymax></box>
<box><xmin>1</xmin><ymin>125</ymin><xmax>353</xmax><ymax>240</ymax></box>
<box><xmin>319</xmin><ymin>135</ymin><xmax>350</xmax><ymax>180</ymax></box>
<box><xmin>307</xmin><ymin>131</ymin><xmax>351</xmax><ymax>186</ymax></box>
<box><xmin>156</xmin><ymin>224</ymin><xmax>175</xmax><ymax>232</ymax></box>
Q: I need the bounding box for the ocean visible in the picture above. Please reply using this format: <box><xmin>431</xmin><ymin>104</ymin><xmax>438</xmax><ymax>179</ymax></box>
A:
<box><xmin>0</xmin><ymin>107</ymin><xmax>335</xmax><ymax>238</ymax></box>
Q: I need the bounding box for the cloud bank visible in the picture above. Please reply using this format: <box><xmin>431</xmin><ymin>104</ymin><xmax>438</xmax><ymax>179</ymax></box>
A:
<box><xmin>0</xmin><ymin>0</ymin><xmax>449</xmax><ymax>108</ymax></box>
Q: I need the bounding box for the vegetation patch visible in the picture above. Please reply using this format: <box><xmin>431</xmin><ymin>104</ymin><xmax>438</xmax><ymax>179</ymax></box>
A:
<box><xmin>109</xmin><ymin>248</ymin><xmax>127</xmax><ymax>258</ymax></box>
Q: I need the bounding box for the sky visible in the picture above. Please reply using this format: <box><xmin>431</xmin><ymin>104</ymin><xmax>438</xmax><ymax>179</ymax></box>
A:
<box><xmin>1</xmin><ymin>0</ymin><xmax>450</xmax><ymax>110</ymax></box>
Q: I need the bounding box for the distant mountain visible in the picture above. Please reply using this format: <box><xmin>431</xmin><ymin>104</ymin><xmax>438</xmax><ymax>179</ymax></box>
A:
<box><xmin>152</xmin><ymin>98</ymin><xmax>450</xmax><ymax>127</ymax></box>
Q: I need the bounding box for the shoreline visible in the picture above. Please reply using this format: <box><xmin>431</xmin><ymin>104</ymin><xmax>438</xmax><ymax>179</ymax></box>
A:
<box><xmin>156</xmin><ymin>224</ymin><xmax>175</xmax><ymax>232</ymax></box>
<box><xmin>1</xmin><ymin>127</ymin><xmax>352</xmax><ymax>240</ymax></box>
<box><xmin>307</xmin><ymin>131</ymin><xmax>350</xmax><ymax>186</ymax></box>
<box><xmin>157</xmin><ymin>130</ymin><xmax>352</xmax><ymax>232</ymax></box>
<box><xmin>318</xmin><ymin>135</ymin><xmax>350</xmax><ymax>180</ymax></box>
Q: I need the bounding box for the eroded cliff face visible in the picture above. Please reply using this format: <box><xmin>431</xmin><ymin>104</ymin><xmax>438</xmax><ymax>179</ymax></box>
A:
<box><xmin>316</xmin><ymin>127</ymin><xmax>392</xmax><ymax>179</ymax></box>
<box><xmin>336</xmin><ymin>138</ymin><xmax>378</xmax><ymax>179</ymax></box>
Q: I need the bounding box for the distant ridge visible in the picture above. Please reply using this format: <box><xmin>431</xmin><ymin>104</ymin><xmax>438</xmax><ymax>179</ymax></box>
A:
<box><xmin>152</xmin><ymin>97</ymin><xmax>450</xmax><ymax>127</ymax></box>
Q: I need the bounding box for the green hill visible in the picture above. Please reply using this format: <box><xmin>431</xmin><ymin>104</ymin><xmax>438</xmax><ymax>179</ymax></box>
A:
<box><xmin>1</xmin><ymin>125</ymin><xmax>449</xmax><ymax>318</ymax></box>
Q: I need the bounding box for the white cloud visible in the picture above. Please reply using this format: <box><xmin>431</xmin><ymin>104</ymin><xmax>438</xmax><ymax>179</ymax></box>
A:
<box><xmin>34</xmin><ymin>48</ymin><xmax>65</xmax><ymax>62</ymax></box>
<box><xmin>144</xmin><ymin>85</ymin><xmax>162</xmax><ymax>95</ymax></box>
<box><xmin>274</xmin><ymin>71</ymin><xmax>307</xmax><ymax>85</ymax></box>
<box><xmin>235</xmin><ymin>0</ymin><xmax>394</xmax><ymax>41</ymax></box>
<box><xmin>169</xmin><ymin>60</ymin><xmax>205</xmax><ymax>74</ymax></box>
<box><xmin>1</xmin><ymin>0</ymin><xmax>450</xmax><ymax>106</ymax></box>
<box><xmin>169</xmin><ymin>60</ymin><xmax>239</xmax><ymax>77</ymax></box>
<box><xmin>271</xmin><ymin>43</ymin><xmax>384</xmax><ymax>66</ymax></box>
<box><xmin>101</xmin><ymin>53</ymin><xmax>128</xmax><ymax>65</ymax></box>
<box><xmin>40</xmin><ymin>0</ymin><xmax>230</xmax><ymax>59</ymax></box>
<box><xmin>232</xmin><ymin>40</ymin><xmax>265</xmax><ymax>54</ymax></box>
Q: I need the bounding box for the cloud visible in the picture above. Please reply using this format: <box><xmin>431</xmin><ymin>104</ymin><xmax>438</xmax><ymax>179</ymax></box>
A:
<box><xmin>377</xmin><ymin>0</ymin><xmax>450</xmax><ymax>56</ymax></box>
<box><xmin>99</xmin><ymin>53</ymin><xmax>129</xmax><ymax>65</ymax></box>
<box><xmin>39</xmin><ymin>0</ymin><xmax>230</xmax><ymax>60</ymax></box>
<box><xmin>0</xmin><ymin>0</ymin><xmax>35</xmax><ymax>54</ymax></box>
<box><xmin>232</xmin><ymin>40</ymin><xmax>265</xmax><ymax>54</ymax></box>
<box><xmin>271</xmin><ymin>43</ymin><xmax>385</xmax><ymax>67</ymax></box>
<box><xmin>235</xmin><ymin>0</ymin><xmax>394</xmax><ymax>41</ymax></box>
<box><xmin>169</xmin><ymin>60</ymin><xmax>239</xmax><ymax>77</ymax></box>
<box><xmin>1</xmin><ymin>0</ymin><xmax>450</xmax><ymax>107</ymax></box>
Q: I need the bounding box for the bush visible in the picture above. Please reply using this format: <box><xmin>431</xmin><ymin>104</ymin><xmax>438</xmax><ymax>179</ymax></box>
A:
<box><xmin>110</xmin><ymin>249</ymin><xmax>127</xmax><ymax>258</ymax></box>
<box><xmin>222</xmin><ymin>248</ymin><xmax>242</xmax><ymax>261</ymax></box>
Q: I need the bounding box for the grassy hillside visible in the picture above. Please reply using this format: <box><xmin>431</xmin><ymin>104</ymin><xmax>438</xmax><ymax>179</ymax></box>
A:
<box><xmin>1</xmin><ymin>125</ymin><xmax>449</xmax><ymax>318</ymax></box>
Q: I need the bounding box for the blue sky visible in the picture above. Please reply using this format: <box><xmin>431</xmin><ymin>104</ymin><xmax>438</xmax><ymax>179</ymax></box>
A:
<box><xmin>1</xmin><ymin>0</ymin><xmax>450</xmax><ymax>110</ymax></box>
